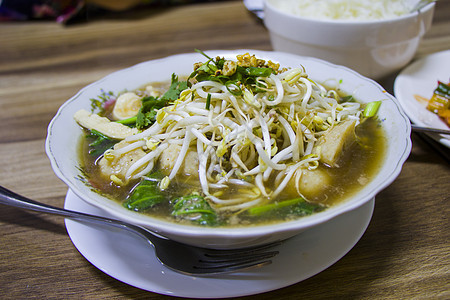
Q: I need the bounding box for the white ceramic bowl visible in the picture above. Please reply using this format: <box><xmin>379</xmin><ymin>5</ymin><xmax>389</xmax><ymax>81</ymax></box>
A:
<box><xmin>264</xmin><ymin>0</ymin><xmax>435</xmax><ymax>79</ymax></box>
<box><xmin>46</xmin><ymin>50</ymin><xmax>411</xmax><ymax>248</ymax></box>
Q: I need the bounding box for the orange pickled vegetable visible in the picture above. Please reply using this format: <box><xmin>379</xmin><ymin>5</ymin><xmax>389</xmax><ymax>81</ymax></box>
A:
<box><xmin>426</xmin><ymin>81</ymin><xmax>450</xmax><ymax>127</ymax></box>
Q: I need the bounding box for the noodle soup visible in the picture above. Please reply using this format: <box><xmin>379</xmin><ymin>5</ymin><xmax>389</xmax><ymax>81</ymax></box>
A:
<box><xmin>75</xmin><ymin>52</ymin><xmax>386</xmax><ymax>227</ymax></box>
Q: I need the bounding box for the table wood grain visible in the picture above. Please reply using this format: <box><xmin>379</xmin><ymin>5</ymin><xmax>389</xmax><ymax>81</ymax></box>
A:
<box><xmin>1</xmin><ymin>1</ymin><xmax>449</xmax><ymax>299</ymax></box>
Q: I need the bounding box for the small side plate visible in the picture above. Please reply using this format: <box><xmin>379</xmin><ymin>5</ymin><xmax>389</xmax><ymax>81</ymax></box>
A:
<box><xmin>394</xmin><ymin>50</ymin><xmax>450</xmax><ymax>148</ymax></box>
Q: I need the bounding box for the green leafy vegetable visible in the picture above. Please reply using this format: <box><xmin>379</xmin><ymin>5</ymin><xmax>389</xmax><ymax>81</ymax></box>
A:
<box><xmin>172</xmin><ymin>194</ymin><xmax>219</xmax><ymax>226</ymax></box>
<box><xmin>163</xmin><ymin>73</ymin><xmax>189</xmax><ymax>101</ymax></box>
<box><xmin>135</xmin><ymin>74</ymin><xmax>188</xmax><ymax>129</ymax></box>
<box><xmin>123</xmin><ymin>172</ymin><xmax>165</xmax><ymax>211</ymax></box>
<box><xmin>136</xmin><ymin>96</ymin><xmax>168</xmax><ymax>129</ymax></box>
<box><xmin>86</xmin><ymin>129</ymin><xmax>117</xmax><ymax>157</ymax></box>
<box><xmin>247</xmin><ymin>197</ymin><xmax>323</xmax><ymax>217</ymax></box>
<box><xmin>189</xmin><ymin>49</ymin><xmax>276</xmax><ymax>94</ymax></box>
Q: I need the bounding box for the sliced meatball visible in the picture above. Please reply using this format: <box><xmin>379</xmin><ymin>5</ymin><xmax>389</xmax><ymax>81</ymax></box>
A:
<box><xmin>98</xmin><ymin>140</ymin><xmax>146</xmax><ymax>185</ymax></box>
<box><xmin>158</xmin><ymin>144</ymin><xmax>199</xmax><ymax>177</ymax></box>
<box><xmin>285</xmin><ymin>168</ymin><xmax>331</xmax><ymax>199</ymax></box>
<box><xmin>317</xmin><ymin>120</ymin><xmax>356</xmax><ymax>167</ymax></box>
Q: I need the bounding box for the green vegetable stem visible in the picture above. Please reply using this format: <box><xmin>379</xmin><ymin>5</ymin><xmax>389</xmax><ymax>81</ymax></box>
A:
<box><xmin>363</xmin><ymin>101</ymin><xmax>382</xmax><ymax>118</ymax></box>
<box><xmin>248</xmin><ymin>197</ymin><xmax>323</xmax><ymax>217</ymax></box>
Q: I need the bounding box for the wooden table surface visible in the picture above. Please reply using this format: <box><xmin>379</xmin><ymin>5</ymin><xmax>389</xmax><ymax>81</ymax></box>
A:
<box><xmin>1</xmin><ymin>1</ymin><xmax>449</xmax><ymax>299</ymax></box>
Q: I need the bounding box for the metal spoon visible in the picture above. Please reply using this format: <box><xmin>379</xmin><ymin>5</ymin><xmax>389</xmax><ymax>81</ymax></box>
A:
<box><xmin>411</xmin><ymin>124</ymin><xmax>450</xmax><ymax>135</ymax></box>
<box><xmin>0</xmin><ymin>185</ymin><xmax>280</xmax><ymax>275</ymax></box>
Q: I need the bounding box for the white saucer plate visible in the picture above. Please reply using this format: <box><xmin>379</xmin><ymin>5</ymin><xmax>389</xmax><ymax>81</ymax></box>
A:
<box><xmin>64</xmin><ymin>189</ymin><xmax>374</xmax><ymax>298</ymax></box>
<box><xmin>394</xmin><ymin>50</ymin><xmax>450</xmax><ymax>148</ymax></box>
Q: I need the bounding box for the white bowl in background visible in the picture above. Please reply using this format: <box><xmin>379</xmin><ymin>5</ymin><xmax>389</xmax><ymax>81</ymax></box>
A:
<box><xmin>46</xmin><ymin>50</ymin><xmax>411</xmax><ymax>249</ymax></box>
<box><xmin>264</xmin><ymin>0</ymin><xmax>435</xmax><ymax>79</ymax></box>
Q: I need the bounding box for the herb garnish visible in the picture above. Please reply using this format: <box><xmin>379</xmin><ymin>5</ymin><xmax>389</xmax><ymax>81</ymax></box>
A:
<box><xmin>135</xmin><ymin>74</ymin><xmax>188</xmax><ymax>129</ymax></box>
<box><xmin>189</xmin><ymin>49</ymin><xmax>276</xmax><ymax>95</ymax></box>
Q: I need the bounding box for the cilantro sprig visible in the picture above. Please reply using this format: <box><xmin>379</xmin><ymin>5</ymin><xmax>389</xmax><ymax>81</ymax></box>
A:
<box><xmin>135</xmin><ymin>74</ymin><xmax>188</xmax><ymax>130</ymax></box>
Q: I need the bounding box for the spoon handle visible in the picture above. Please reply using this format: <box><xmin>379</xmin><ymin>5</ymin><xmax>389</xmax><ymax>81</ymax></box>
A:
<box><xmin>0</xmin><ymin>185</ymin><xmax>131</xmax><ymax>231</ymax></box>
<box><xmin>411</xmin><ymin>124</ymin><xmax>450</xmax><ymax>135</ymax></box>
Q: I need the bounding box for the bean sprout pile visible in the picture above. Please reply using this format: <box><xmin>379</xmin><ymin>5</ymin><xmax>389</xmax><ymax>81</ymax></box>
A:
<box><xmin>103</xmin><ymin>53</ymin><xmax>363</xmax><ymax>213</ymax></box>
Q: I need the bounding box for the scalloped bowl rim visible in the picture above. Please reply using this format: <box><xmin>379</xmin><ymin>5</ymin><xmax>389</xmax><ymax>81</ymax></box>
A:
<box><xmin>45</xmin><ymin>50</ymin><xmax>411</xmax><ymax>243</ymax></box>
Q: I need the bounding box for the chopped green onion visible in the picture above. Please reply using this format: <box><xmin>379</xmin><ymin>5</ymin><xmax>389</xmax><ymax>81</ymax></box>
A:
<box><xmin>248</xmin><ymin>197</ymin><xmax>305</xmax><ymax>216</ymax></box>
<box><xmin>245</xmin><ymin>67</ymin><xmax>273</xmax><ymax>77</ymax></box>
<box><xmin>225</xmin><ymin>81</ymin><xmax>243</xmax><ymax>96</ymax></box>
<box><xmin>363</xmin><ymin>101</ymin><xmax>382</xmax><ymax>118</ymax></box>
<box><xmin>115</xmin><ymin>116</ymin><xmax>137</xmax><ymax>125</ymax></box>
<box><xmin>206</xmin><ymin>93</ymin><xmax>211</xmax><ymax>110</ymax></box>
